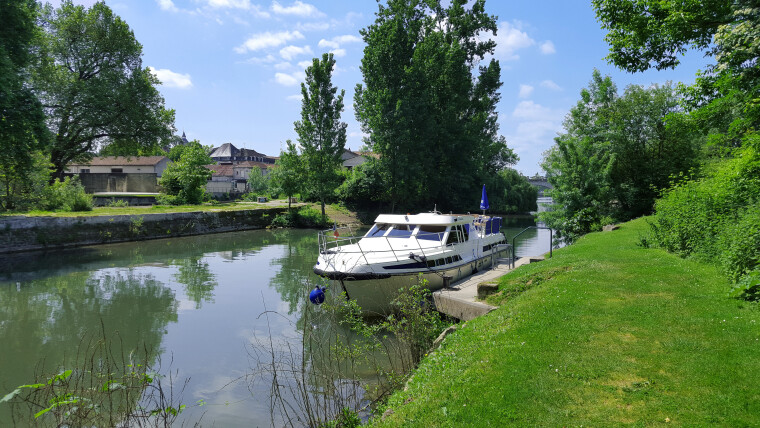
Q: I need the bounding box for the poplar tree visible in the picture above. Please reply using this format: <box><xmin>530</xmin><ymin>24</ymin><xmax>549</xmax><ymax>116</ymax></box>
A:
<box><xmin>355</xmin><ymin>0</ymin><xmax>515</xmax><ymax>212</ymax></box>
<box><xmin>294</xmin><ymin>53</ymin><xmax>347</xmax><ymax>220</ymax></box>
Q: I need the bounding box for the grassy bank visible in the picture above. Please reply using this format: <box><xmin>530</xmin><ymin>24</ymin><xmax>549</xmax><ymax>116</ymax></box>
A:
<box><xmin>376</xmin><ymin>218</ymin><xmax>760</xmax><ymax>426</ymax></box>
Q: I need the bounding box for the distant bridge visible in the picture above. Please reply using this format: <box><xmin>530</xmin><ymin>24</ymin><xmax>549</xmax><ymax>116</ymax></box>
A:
<box><xmin>527</xmin><ymin>176</ymin><xmax>552</xmax><ymax>197</ymax></box>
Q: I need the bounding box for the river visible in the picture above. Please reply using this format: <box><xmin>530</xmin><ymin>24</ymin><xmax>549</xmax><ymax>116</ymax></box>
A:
<box><xmin>0</xmin><ymin>213</ymin><xmax>552</xmax><ymax>426</ymax></box>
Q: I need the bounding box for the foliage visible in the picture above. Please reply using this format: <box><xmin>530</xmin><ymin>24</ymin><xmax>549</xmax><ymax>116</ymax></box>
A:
<box><xmin>355</xmin><ymin>0</ymin><xmax>516</xmax><ymax>213</ymax></box>
<box><xmin>1</xmin><ymin>152</ymin><xmax>51</xmax><ymax>212</ymax></box>
<box><xmin>269</xmin><ymin>206</ymin><xmax>331</xmax><ymax>229</ymax></box>
<box><xmin>486</xmin><ymin>169</ymin><xmax>538</xmax><ymax>214</ymax></box>
<box><xmin>0</xmin><ymin>0</ymin><xmax>50</xmax><ymax>210</ymax></box>
<box><xmin>651</xmin><ymin>143</ymin><xmax>760</xmax><ymax>295</ymax></box>
<box><xmin>159</xmin><ymin>142</ymin><xmax>212</xmax><ymax>205</ymax></box>
<box><xmin>41</xmin><ymin>176</ymin><xmax>93</xmax><ymax>212</ymax></box>
<box><xmin>295</xmin><ymin>53</ymin><xmax>347</xmax><ymax>219</ymax></box>
<box><xmin>375</xmin><ymin>218</ymin><xmax>760</xmax><ymax>426</ymax></box>
<box><xmin>246</xmin><ymin>166</ymin><xmax>269</xmax><ymax>195</ymax></box>
<box><xmin>593</xmin><ymin>0</ymin><xmax>760</xmax><ymax>150</ymax></box>
<box><xmin>335</xmin><ymin>158</ymin><xmax>390</xmax><ymax>210</ymax></box>
<box><xmin>35</xmin><ymin>0</ymin><xmax>175</xmax><ymax>177</ymax></box>
<box><xmin>268</xmin><ymin>140</ymin><xmax>302</xmax><ymax>209</ymax></box>
<box><xmin>540</xmin><ymin>70</ymin><xmax>698</xmax><ymax>241</ymax></box>
<box><xmin>1</xmin><ymin>331</ymin><xmax>188</xmax><ymax>427</ymax></box>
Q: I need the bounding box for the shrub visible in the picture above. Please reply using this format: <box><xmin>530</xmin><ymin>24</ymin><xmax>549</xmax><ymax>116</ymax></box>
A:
<box><xmin>41</xmin><ymin>176</ymin><xmax>93</xmax><ymax>212</ymax></box>
<box><xmin>269</xmin><ymin>206</ymin><xmax>331</xmax><ymax>228</ymax></box>
<box><xmin>651</xmin><ymin>142</ymin><xmax>760</xmax><ymax>298</ymax></box>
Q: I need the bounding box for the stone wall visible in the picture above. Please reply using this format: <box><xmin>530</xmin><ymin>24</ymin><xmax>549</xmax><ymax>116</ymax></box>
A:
<box><xmin>0</xmin><ymin>208</ymin><xmax>287</xmax><ymax>254</ymax></box>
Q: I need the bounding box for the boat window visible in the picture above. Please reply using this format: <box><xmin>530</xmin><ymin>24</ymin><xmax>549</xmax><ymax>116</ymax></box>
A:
<box><xmin>365</xmin><ymin>223</ymin><xmax>389</xmax><ymax>237</ymax></box>
<box><xmin>446</xmin><ymin>225</ymin><xmax>462</xmax><ymax>245</ymax></box>
<box><xmin>385</xmin><ymin>224</ymin><xmax>414</xmax><ymax>238</ymax></box>
<box><xmin>445</xmin><ymin>256</ymin><xmax>453</xmax><ymax>264</ymax></box>
<box><xmin>417</xmin><ymin>225</ymin><xmax>447</xmax><ymax>241</ymax></box>
<box><xmin>462</xmin><ymin>224</ymin><xmax>469</xmax><ymax>241</ymax></box>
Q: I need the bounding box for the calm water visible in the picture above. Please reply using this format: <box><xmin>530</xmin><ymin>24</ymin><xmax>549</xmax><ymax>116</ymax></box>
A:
<box><xmin>0</xmin><ymin>214</ymin><xmax>552</xmax><ymax>426</ymax></box>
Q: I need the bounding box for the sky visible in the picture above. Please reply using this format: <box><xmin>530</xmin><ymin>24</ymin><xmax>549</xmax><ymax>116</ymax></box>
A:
<box><xmin>54</xmin><ymin>0</ymin><xmax>711</xmax><ymax>175</ymax></box>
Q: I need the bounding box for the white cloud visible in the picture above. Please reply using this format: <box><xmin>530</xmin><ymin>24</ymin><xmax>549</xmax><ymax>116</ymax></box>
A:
<box><xmin>540</xmin><ymin>80</ymin><xmax>562</xmax><ymax>91</ymax></box>
<box><xmin>297</xmin><ymin>60</ymin><xmax>313</xmax><ymax>68</ymax></box>
<box><xmin>274</xmin><ymin>61</ymin><xmax>292</xmax><ymax>70</ymax></box>
<box><xmin>275</xmin><ymin>73</ymin><xmax>299</xmax><ymax>86</ymax></box>
<box><xmin>242</xmin><ymin>54</ymin><xmax>277</xmax><ymax>64</ymax></box>
<box><xmin>318</xmin><ymin>39</ymin><xmax>339</xmax><ymax>49</ymax></box>
<box><xmin>332</xmin><ymin>34</ymin><xmax>361</xmax><ymax>44</ymax></box>
<box><xmin>296</xmin><ymin>21</ymin><xmax>330</xmax><ymax>32</ymax></box>
<box><xmin>512</xmin><ymin>100</ymin><xmax>564</xmax><ymax>121</ymax></box>
<box><xmin>518</xmin><ymin>84</ymin><xmax>534</xmax><ymax>98</ymax></box>
<box><xmin>489</xmin><ymin>21</ymin><xmax>535</xmax><ymax>61</ymax></box>
<box><xmin>271</xmin><ymin>1</ymin><xmax>324</xmax><ymax>18</ymax></box>
<box><xmin>150</xmin><ymin>67</ymin><xmax>193</xmax><ymax>89</ymax></box>
<box><xmin>274</xmin><ymin>71</ymin><xmax>305</xmax><ymax>86</ymax></box>
<box><xmin>540</xmin><ymin>40</ymin><xmax>556</xmax><ymax>55</ymax></box>
<box><xmin>279</xmin><ymin>45</ymin><xmax>312</xmax><ymax>60</ymax></box>
<box><xmin>235</xmin><ymin>31</ymin><xmax>304</xmax><ymax>53</ymax></box>
<box><xmin>330</xmin><ymin>48</ymin><xmax>346</xmax><ymax>57</ymax></box>
<box><xmin>286</xmin><ymin>94</ymin><xmax>302</xmax><ymax>101</ymax></box>
<box><xmin>156</xmin><ymin>0</ymin><xmax>177</xmax><ymax>12</ymax></box>
<box><xmin>206</xmin><ymin>0</ymin><xmax>251</xmax><ymax>9</ymax></box>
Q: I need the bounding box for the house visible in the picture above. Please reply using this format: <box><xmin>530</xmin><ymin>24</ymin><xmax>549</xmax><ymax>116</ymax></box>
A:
<box><xmin>209</xmin><ymin>143</ymin><xmax>277</xmax><ymax>165</ymax></box>
<box><xmin>67</xmin><ymin>156</ymin><xmax>171</xmax><ymax>176</ymax></box>
<box><xmin>341</xmin><ymin>149</ymin><xmax>377</xmax><ymax>170</ymax></box>
<box><xmin>66</xmin><ymin>156</ymin><xmax>171</xmax><ymax>193</ymax></box>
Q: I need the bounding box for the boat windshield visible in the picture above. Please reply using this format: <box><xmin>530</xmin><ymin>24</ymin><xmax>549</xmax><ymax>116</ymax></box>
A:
<box><xmin>385</xmin><ymin>224</ymin><xmax>415</xmax><ymax>238</ymax></box>
<box><xmin>416</xmin><ymin>225</ymin><xmax>447</xmax><ymax>241</ymax></box>
<box><xmin>365</xmin><ymin>223</ymin><xmax>389</xmax><ymax>237</ymax></box>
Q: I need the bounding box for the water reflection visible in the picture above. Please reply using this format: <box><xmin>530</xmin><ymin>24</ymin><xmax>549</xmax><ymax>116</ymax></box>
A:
<box><xmin>1</xmin><ymin>216</ymin><xmax>554</xmax><ymax>426</ymax></box>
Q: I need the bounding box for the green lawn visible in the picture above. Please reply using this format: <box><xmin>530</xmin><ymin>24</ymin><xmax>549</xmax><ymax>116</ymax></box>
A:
<box><xmin>375</xmin><ymin>218</ymin><xmax>760</xmax><ymax>426</ymax></box>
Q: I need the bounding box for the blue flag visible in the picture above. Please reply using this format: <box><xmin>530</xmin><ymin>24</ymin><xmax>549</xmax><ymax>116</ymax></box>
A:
<box><xmin>480</xmin><ymin>184</ymin><xmax>489</xmax><ymax>210</ymax></box>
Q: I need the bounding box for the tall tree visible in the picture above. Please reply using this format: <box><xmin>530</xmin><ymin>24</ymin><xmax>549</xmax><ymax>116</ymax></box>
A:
<box><xmin>35</xmin><ymin>1</ymin><xmax>174</xmax><ymax>178</ymax></box>
<box><xmin>269</xmin><ymin>140</ymin><xmax>302</xmax><ymax>210</ymax></box>
<box><xmin>0</xmin><ymin>0</ymin><xmax>49</xmax><ymax>210</ymax></box>
<box><xmin>294</xmin><ymin>53</ymin><xmax>346</xmax><ymax>219</ymax></box>
<box><xmin>355</xmin><ymin>0</ymin><xmax>514</xmax><ymax>212</ymax></box>
<box><xmin>541</xmin><ymin>70</ymin><xmax>697</xmax><ymax>240</ymax></box>
<box><xmin>159</xmin><ymin>141</ymin><xmax>212</xmax><ymax>205</ymax></box>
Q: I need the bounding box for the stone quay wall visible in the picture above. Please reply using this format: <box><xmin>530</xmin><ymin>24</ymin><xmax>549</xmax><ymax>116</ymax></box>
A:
<box><xmin>0</xmin><ymin>208</ymin><xmax>287</xmax><ymax>254</ymax></box>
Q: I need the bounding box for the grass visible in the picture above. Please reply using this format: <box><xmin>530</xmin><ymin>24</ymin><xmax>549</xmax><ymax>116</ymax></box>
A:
<box><xmin>374</xmin><ymin>217</ymin><xmax>760</xmax><ymax>426</ymax></box>
<box><xmin>0</xmin><ymin>200</ymin><xmax>290</xmax><ymax>217</ymax></box>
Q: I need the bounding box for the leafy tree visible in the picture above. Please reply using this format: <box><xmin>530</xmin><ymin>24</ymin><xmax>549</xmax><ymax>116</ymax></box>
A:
<box><xmin>488</xmin><ymin>169</ymin><xmax>538</xmax><ymax>214</ymax></box>
<box><xmin>294</xmin><ymin>53</ymin><xmax>346</xmax><ymax>220</ymax></box>
<box><xmin>268</xmin><ymin>140</ymin><xmax>302</xmax><ymax>210</ymax></box>
<box><xmin>540</xmin><ymin>70</ymin><xmax>697</xmax><ymax>240</ymax></box>
<box><xmin>355</xmin><ymin>0</ymin><xmax>514</xmax><ymax>212</ymax></box>
<box><xmin>35</xmin><ymin>1</ymin><xmax>175</xmax><ymax>178</ymax></box>
<box><xmin>593</xmin><ymin>0</ymin><xmax>760</xmax><ymax>147</ymax></box>
<box><xmin>0</xmin><ymin>0</ymin><xmax>49</xmax><ymax>210</ymax></box>
<box><xmin>247</xmin><ymin>166</ymin><xmax>269</xmax><ymax>195</ymax></box>
<box><xmin>159</xmin><ymin>142</ymin><xmax>212</xmax><ymax>205</ymax></box>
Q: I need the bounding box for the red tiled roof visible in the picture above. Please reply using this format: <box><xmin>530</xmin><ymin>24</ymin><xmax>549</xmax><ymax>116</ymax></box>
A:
<box><xmin>234</xmin><ymin>161</ymin><xmax>270</xmax><ymax>169</ymax></box>
<box><xmin>205</xmin><ymin>164</ymin><xmax>233</xmax><ymax>176</ymax></box>
<box><xmin>69</xmin><ymin>156</ymin><xmax>169</xmax><ymax>166</ymax></box>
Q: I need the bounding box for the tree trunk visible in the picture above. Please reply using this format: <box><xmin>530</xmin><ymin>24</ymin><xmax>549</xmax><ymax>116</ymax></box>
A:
<box><xmin>321</xmin><ymin>199</ymin><xmax>326</xmax><ymax>221</ymax></box>
<box><xmin>288</xmin><ymin>195</ymin><xmax>292</xmax><ymax>211</ymax></box>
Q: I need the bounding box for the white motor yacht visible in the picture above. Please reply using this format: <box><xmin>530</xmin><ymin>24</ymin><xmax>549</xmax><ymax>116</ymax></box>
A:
<box><xmin>313</xmin><ymin>212</ymin><xmax>509</xmax><ymax>314</ymax></box>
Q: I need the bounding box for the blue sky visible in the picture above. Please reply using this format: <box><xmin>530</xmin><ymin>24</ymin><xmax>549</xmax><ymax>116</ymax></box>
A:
<box><xmin>58</xmin><ymin>0</ymin><xmax>710</xmax><ymax>175</ymax></box>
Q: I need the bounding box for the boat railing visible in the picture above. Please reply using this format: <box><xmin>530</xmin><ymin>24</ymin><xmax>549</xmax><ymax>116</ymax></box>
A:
<box><xmin>318</xmin><ymin>229</ymin><xmax>447</xmax><ymax>264</ymax></box>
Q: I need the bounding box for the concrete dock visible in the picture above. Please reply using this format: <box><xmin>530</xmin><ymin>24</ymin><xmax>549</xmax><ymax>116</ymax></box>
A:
<box><xmin>432</xmin><ymin>257</ymin><xmax>541</xmax><ymax>321</ymax></box>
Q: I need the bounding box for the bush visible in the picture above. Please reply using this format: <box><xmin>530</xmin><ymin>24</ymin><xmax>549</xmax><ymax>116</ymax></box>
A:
<box><xmin>155</xmin><ymin>194</ymin><xmax>182</xmax><ymax>206</ymax></box>
<box><xmin>41</xmin><ymin>176</ymin><xmax>93</xmax><ymax>212</ymax></box>
<box><xmin>651</xmin><ymin>142</ymin><xmax>760</xmax><ymax>298</ymax></box>
<box><xmin>269</xmin><ymin>206</ymin><xmax>331</xmax><ymax>228</ymax></box>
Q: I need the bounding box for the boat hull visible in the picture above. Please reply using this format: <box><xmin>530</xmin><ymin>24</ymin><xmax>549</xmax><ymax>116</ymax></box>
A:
<box><xmin>317</xmin><ymin>249</ymin><xmax>507</xmax><ymax>315</ymax></box>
